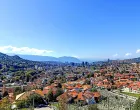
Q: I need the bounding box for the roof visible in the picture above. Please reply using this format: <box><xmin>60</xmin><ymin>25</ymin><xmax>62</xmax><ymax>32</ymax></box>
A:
<box><xmin>33</xmin><ymin>90</ymin><xmax>44</xmax><ymax>97</ymax></box>
<box><xmin>69</xmin><ymin>90</ymin><xmax>78</xmax><ymax>98</ymax></box>
<box><xmin>77</xmin><ymin>92</ymin><xmax>85</xmax><ymax>101</ymax></box>
<box><xmin>93</xmin><ymin>92</ymin><xmax>101</xmax><ymax>98</ymax></box>
<box><xmin>16</xmin><ymin>92</ymin><xmax>26</xmax><ymax>100</ymax></box>
<box><xmin>16</xmin><ymin>90</ymin><xmax>44</xmax><ymax>101</ymax></box>
<box><xmin>83</xmin><ymin>85</ymin><xmax>91</xmax><ymax>90</ymax></box>
<box><xmin>57</xmin><ymin>92</ymin><xmax>72</xmax><ymax>102</ymax></box>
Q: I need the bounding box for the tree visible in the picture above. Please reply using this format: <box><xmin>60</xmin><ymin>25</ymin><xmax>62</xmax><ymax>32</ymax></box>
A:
<box><xmin>85</xmin><ymin>79</ymin><xmax>90</xmax><ymax>85</ymax></box>
<box><xmin>58</xmin><ymin>95</ymin><xmax>68</xmax><ymax>110</ymax></box>
<box><xmin>3</xmin><ymin>91</ymin><xmax>8</xmax><ymax>97</ymax></box>
<box><xmin>0</xmin><ymin>94</ymin><xmax>2</xmax><ymax>100</ymax></box>
<box><xmin>16</xmin><ymin>100</ymin><xmax>26</xmax><ymax>109</ymax></box>
<box><xmin>14</xmin><ymin>87</ymin><xmax>23</xmax><ymax>95</ymax></box>
<box><xmin>54</xmin><ymin>88</ymin><xmax>63</xmax><ymax>100</ymax></box>
<box><xmin>0</xmin><ymin>97</ymin><xmax>11</xmax><ymax>110</ymax></box>
<box><xmin>58</xmin><ymin>83</ymin><xmax>62</xmax><ymax>88</ymax></box>
<box><xmin>133</xmin><ymin>97</ymin><xmax>140</xmax><ymax>110</ymax></box>
<box><xmin>26</xmin><ymin>72</ymin><xmax>31</xmax><ymax>82</ymax></box>
<box><xmin>15</xmin><ymin>76</ymin><xmax>20</xmax><ymax>82</ymax></box>
<box><xmin>16</xmin><ymin>94</ymin><xmax>44</xmax><ymax>109</ymax></box>
<box><xmin>27</xmin><ymin>94</ymin><xmax>44</xmax><ymax>107</ymax></box>
<box><xmin>1</xmin><ymin>76</ymin><xmax>6</xmax><ymax>80</ymax></box>
<box><xmin>45</xmin><ymin>90</ymin><xmax>53</xmax><ymax>102</ymax></box>
<box><xmin>91</xmin><ymin>88</ymin><xmax>97</xmax><ymax>92</ymax></box>
<box><xmin>9</xmin><ymin>66</ymin><xmax>16</xmax><ymax>72</ymax></box>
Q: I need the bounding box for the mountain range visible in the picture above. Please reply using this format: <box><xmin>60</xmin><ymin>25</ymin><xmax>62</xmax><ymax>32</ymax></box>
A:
<box><xmin>12</xmin><ymin>54</ymin><xmax>81</xmax><ymax>63</ymax></box>
<box><xmin>1</xmin><ymin>52</ymin><xmax>140</xmax><ymax>64</ymax></box>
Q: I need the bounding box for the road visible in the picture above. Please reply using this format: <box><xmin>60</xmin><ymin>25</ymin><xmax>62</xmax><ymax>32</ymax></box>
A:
<box><xmin>34</xmin><ymin>107</ymin><xmax>54</xmax><ymax>110</ymax></box>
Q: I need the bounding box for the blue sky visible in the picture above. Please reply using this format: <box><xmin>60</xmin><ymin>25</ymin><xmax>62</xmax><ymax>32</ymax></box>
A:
<box><xmin>0</xmin><ymin>0</ymin><xmax>140</xmax><ymax>60</ymax></box>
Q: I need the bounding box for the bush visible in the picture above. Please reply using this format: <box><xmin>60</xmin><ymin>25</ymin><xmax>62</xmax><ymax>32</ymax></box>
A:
<box><xmin>91</xmin><ymin>88</ymin><xmax>97</xmax><ymax>92</ymax></box>
<box><xmin>16</xmin><ymin>100</ymin><xmax>26</xmax><ymax>108</ymax></box>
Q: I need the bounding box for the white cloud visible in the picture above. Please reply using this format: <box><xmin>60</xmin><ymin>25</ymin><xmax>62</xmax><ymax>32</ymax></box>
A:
<box><xmin>136</xmin><ymin>49</ymin><xmax>140</xmax><ymax>53</ymax></box>
<box><xmin>125</xmin><ymin>53</ymin><xmax>132</xmax><ymax>56</ymax></box>
<box><xmin>0</xmin><ymin>45</ymin><xmax>53</xmax><ymax>56</ymax></box>
<box><xmin>113</xmin><ymin>54</ymin><xmax>118</xmax><ymax>57</ymax></box>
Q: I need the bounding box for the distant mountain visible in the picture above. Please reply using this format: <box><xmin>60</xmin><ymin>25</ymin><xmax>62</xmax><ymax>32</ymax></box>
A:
<box><xmin>0</xmin><ymin>52</ymin><xmax>24</xmax><ymax>63</ymax></box>
<box><xmin>58</xmin><ymin>56</ymin><xmax>81</xmax><ymax>63</ymax></box>
<box><xmin>0</xmin><ymin>52</ymin><xmax>46</xmax><ymax>66</ymax></box>
<box><xmin>18</xmin><ymin>55</ymin><xmax>58</xmax><ymax>62</ymax></box>
<box><xmin>18</xmin><ymin>55</ymin><xmax>81</xmax><ymax>63</ymax></box>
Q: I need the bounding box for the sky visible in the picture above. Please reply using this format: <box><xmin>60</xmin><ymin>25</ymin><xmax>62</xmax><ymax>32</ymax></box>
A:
<box><xmin>0</xmin><ymin>0</ymin><xmax>140</xmax><ymax>60</ymax></box>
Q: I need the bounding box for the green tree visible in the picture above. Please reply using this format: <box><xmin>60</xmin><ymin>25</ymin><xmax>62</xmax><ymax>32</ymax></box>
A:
<box><xmin>85</xmin><ymin>79</ymin><xmax>90</xmax><ymax>85</ymax></box>
<box><xmin>45</xmin><ymin>90</ymin><xmax>53</xmax><ymax>102</ymax></box>
<box><xmin>91</xmin><ymin>88</ymin><xmax>97</xmax><ymax>92</ymax></box>
<box><xmin>3</xmin><ymin>91</ymin><xmax>8</xmax><ymax>97</ymax></box>
<box><xmin>14</xmin><ymin>87</ymin><xmax>23</xmax><ymax>95</ymax></box>
<box><xmin>27</xmin><ymin>94</ymin><xmax>44</xmax><ymax>107</ymax></box>
<box><xmin>58</xmin><ymin>95</ymin><xmax>68</xmax><ymax>110</ymax></box>
<box><xmin>0</xmin><ymin>94</ymin><xmax>2</xmax><ymax>100</ymax></box>
<box><xmin>58</xmin><ymin>83</ymin><xmax>62</xmax><ymax>88</ymax></box>
<box><xmin>0</xmin><ymin>97</ymin><xmax>11</xmax><ymax>110</ymax></box>
<box><xmin>54</xmin><ymin>88</ymin><xmax>63</xmax><ymax>100</ymax></box>
<box><xmin>133</xmin><ymin>97</ymin><xmax>140</xmax><ymax>110</ymax></box>
<box><xmin>25</xmin><ymin>72</ymin><xmax>31</xmax><ymax>82</ymax></box>
<box><xmin>9</xmin><ymin>66</ymin><xmax>16</xmax><ymax>72</ymax></box>
<box><xmin>1</xmin><ymin>76</ymin><xmax>6</xmax><ymax>80</ymax></box>
<box><xmin>16</xmin><ymin>100</ymin><xmax>26</xmax><ymax>109</ymax></box>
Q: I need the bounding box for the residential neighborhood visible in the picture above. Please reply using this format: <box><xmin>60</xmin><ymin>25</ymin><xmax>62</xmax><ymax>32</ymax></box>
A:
<box><xmin>1</xmin><ymin>0</ymin><xmax>140</xmax><ymax>110</ymax></box>
<box><xmin>0</xmin><ymin>54</ymin><xmax>140</xmax><ymax>110</ymax></box>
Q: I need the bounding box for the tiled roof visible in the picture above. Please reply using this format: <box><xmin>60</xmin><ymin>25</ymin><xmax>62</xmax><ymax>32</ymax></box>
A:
<box><xmin>77</xmin><ymin>92</ymin><xmax>85</xmax><ymax>101</ymax></box>
<box><xmin>93</xmin><ymin>92</ymin><xmax>101</xmax><ymax>98</ymax></box>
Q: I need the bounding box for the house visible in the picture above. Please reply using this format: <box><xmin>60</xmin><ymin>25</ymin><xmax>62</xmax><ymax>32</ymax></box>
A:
<box><xmin>122</xmin><ymin>81</ymin><xmax>140</xmax><ymax>93</ymax></box>
<box><xmin>57</xmin><ymin>92</ymin><xmax>72</xmax><ymax>103</ymax></box>
<box><xmin>16</xmin><ymin>89</ymin><xmax>44</xmax><ymax>101</ymax></box>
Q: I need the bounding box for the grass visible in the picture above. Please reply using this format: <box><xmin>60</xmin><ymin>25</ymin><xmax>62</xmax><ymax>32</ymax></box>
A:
<box><xmin>121</xmin><ymin>92</ymin><xmax>140</xmax><ymax>98</ymax></box>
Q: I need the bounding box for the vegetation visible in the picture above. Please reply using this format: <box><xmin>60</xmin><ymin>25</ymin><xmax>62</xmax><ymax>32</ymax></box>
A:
<box><xmin>58</xmin><ymin>95</ymin><xmax>68</xmax><ymax>110</ymax></box>
<box><xmin>91</xmin><ymin>87</ymin><xmax>97</xmax><ymax>92</ymax></box>
<box><xmin>121</xmin><ymin>92</ymin><xmax>140</xmax><ymax>98</ymax></box>
<box><xmin>133</xmin><ymin>97</ymin><xmax>140</xmax><ymax>110</ymax></box>
<box><xmin>0</xmin><ymin>97</ymin><xmax>11</xmax><ymax>110</ymax></box>
<box><xmin>54</xmin><ymin>88</ymin><xmax>64</xmax><ymax>100</ymax></box>
<box><xmin>45</xmin><ymin>90</ymin><xmax>54</xmax><ymax>102</ymax></box>
<box><xmin>3</xmin><ymin>91</ymin><xmax>9</xmax><ymax>97</ymax></box>
<box><xmin>16</xmin><ymin>94</ymin><xmax>45</xmax><ymax>109</ymax></box>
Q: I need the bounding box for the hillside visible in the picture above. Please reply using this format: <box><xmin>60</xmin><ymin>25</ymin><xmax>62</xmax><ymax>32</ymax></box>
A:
<box><xmin>18</xmin><ymin>55</ymin><xmax>81</xmax><ymax>63</ymax></box>
<box><xmin>0</xmin><ymin>52</ymin><xmax>45</xmax><ymax>66</ymax></box>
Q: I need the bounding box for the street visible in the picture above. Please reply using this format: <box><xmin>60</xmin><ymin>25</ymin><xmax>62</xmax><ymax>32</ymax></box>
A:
<box><xmin>35</xmin><ymin>107</ymin><xmax>54</xmax><ymax>110</ymax></box>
